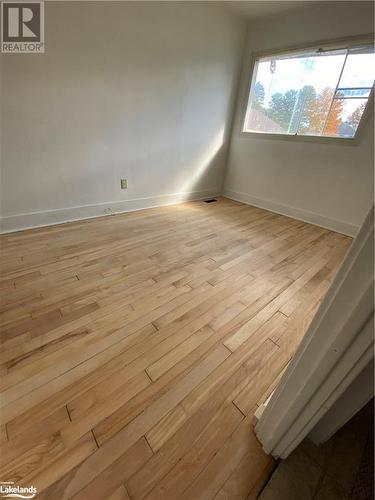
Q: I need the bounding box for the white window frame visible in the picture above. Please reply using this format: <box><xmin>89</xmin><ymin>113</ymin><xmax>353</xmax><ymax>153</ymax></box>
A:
<box><xmin>241</xmin><ymin>35</ymin><xmax>374</xmax><ymax>144</ymax></box>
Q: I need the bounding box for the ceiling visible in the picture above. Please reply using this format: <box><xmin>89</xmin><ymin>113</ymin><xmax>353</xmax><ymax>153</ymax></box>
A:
<box><xmin>222</xmin><ymin>1</ymin><xmax>315</xmax><ymax>20</ymax></box>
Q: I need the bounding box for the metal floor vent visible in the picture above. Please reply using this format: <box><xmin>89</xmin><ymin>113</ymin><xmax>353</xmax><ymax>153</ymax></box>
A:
<box><xmin>204</xmin><ymin>199</ymin><xmax>218</xmax><ymax>203</ymax></box>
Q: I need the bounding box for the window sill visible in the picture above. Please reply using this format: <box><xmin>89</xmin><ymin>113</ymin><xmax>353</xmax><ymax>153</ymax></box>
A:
<box><xmin>239</xmin><ymin>130</ymin><xmax>359</xmax><ymax>145</ymax></box>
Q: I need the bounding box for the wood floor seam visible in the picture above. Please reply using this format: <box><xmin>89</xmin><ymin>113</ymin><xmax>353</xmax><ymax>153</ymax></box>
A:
<box><xmin>0</xmin><ymin>198</ymin><xmax>351</xmax><ymax>499</ymax></box>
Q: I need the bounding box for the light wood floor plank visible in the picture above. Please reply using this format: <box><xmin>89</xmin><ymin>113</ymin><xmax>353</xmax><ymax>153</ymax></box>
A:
<box><xmin>0</xmin><ymin>197</ymin><xmax>350</xmax><ymax>498</ymax></box>
<box><xmin>179</xmin><ymin>414</ymin><xmax>272</xmax><ymax>500</ymax></box>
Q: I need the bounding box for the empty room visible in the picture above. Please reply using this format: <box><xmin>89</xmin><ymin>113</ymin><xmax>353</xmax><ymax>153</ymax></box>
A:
<box><xmin>0</xmin><ymin>1</ymin><xmax>374</xmax><ymax>499</ymax></box>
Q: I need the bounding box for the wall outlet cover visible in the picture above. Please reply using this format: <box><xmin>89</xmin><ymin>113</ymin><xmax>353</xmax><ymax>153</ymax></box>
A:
<box><xmin>121</xmin><ymin>179</ymin><xmax>128</xmax><ymax>189</ymax></box>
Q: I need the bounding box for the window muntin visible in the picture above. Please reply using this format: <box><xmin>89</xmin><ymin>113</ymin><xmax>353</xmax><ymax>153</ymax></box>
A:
<box><xmin>243</xmin><ymin>44</ymin><xmax>375</xmax><ymax>139</ymax></box>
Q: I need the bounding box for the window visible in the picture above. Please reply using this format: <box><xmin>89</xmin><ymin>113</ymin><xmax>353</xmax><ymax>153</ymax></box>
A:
<box><xmin>243</xmin><ymin>43</ymin><xmax>375</xmax><ymax>139</ymax></box>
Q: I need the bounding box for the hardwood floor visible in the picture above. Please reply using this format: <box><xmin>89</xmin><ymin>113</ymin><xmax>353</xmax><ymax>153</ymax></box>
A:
<box><xmin>0</xmin><ymin>197</ymin><xmax>351</xmax><ymax>499</ymax></box>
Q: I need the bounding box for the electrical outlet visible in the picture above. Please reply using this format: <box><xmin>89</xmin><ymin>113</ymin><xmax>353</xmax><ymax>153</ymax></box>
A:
<box><xmin>120</xmin><ymin>179</ymin><xmax>128</xmax><ymax>189</ymax></box>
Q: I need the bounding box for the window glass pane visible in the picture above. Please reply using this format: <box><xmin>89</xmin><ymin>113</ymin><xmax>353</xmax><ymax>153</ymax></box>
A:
<box><xmin>244</xmin><ymin>56</ymin><xmax>307</xmax><ymax>134</ymax></box>
<box><xmin>245</xmin><ymin>51</ymin><xmax>345</xmax><ymax>134</ymax></box>
<box><xmin>296</xmin><ymin>50</ymin><xmax>346</xmax><ymax>136</ymax></box>
<box><xmin>323</xmin><ymin>98</ymin><xmax>368</xmax><ymax>138</ymax></box>
<box><xmin>244</xmin><ymin>105</ymin><xmax>286</xmax><ymax>134</ymax></box>
<box><xmin>339</xmin><ymin>47</ymin><xmax>375</xmax><ymax>88</ymax></box>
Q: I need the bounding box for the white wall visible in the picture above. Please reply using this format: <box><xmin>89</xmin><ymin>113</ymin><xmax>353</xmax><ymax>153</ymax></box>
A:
<box><xmin>0</xmin><ymin>1</ymin><xmax>246</xmax><ymax>231</ymax></box>
<box><xmin>224</xmin><ymin>1</ymin><xmax>374</xmax><ymax>236</ymax></box>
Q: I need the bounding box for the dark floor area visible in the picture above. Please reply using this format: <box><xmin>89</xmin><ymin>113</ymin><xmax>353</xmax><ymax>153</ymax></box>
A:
<box><xmin>258</xmin><ymin>401</ymin><xmax>374</xmax><ymax>499</ymax></box>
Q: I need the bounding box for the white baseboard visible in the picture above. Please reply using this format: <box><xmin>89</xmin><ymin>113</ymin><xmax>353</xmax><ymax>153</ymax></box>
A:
<box><xmin>0</xmin><ymin>188</ymin><xmax>220</xmax><ymax>234</ymax></box>
<box><xmin>1</xmin><ymin>187</ymin><xmax>359</xmax><ymax>237</ymax></box>
<box><xmin>223</xmin><ymin>189</ymin><xmax>358</xmax><ymax>237</ymax></box>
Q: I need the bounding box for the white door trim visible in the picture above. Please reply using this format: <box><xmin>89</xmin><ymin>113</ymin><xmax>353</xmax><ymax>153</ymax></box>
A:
<box><xmin>254</xmin><ymin>205</ymin><xmax>374</xmax><ymax>459</ymax></box>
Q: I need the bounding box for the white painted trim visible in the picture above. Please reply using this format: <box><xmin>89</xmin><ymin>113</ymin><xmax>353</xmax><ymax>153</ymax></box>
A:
<box><xmin>0</xmin><ymin>188</ymin><xmax>221</xmax><ymax>234</ymax></box>
<box><xmin>223</xmin><ymin>188</ymin><xmax>359</xmax><ymax>237</ymax></box>
<box><xmin>254</xmin><ymin>204</ymin><xmax>374</xmax><ymax>459</ymax></box>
